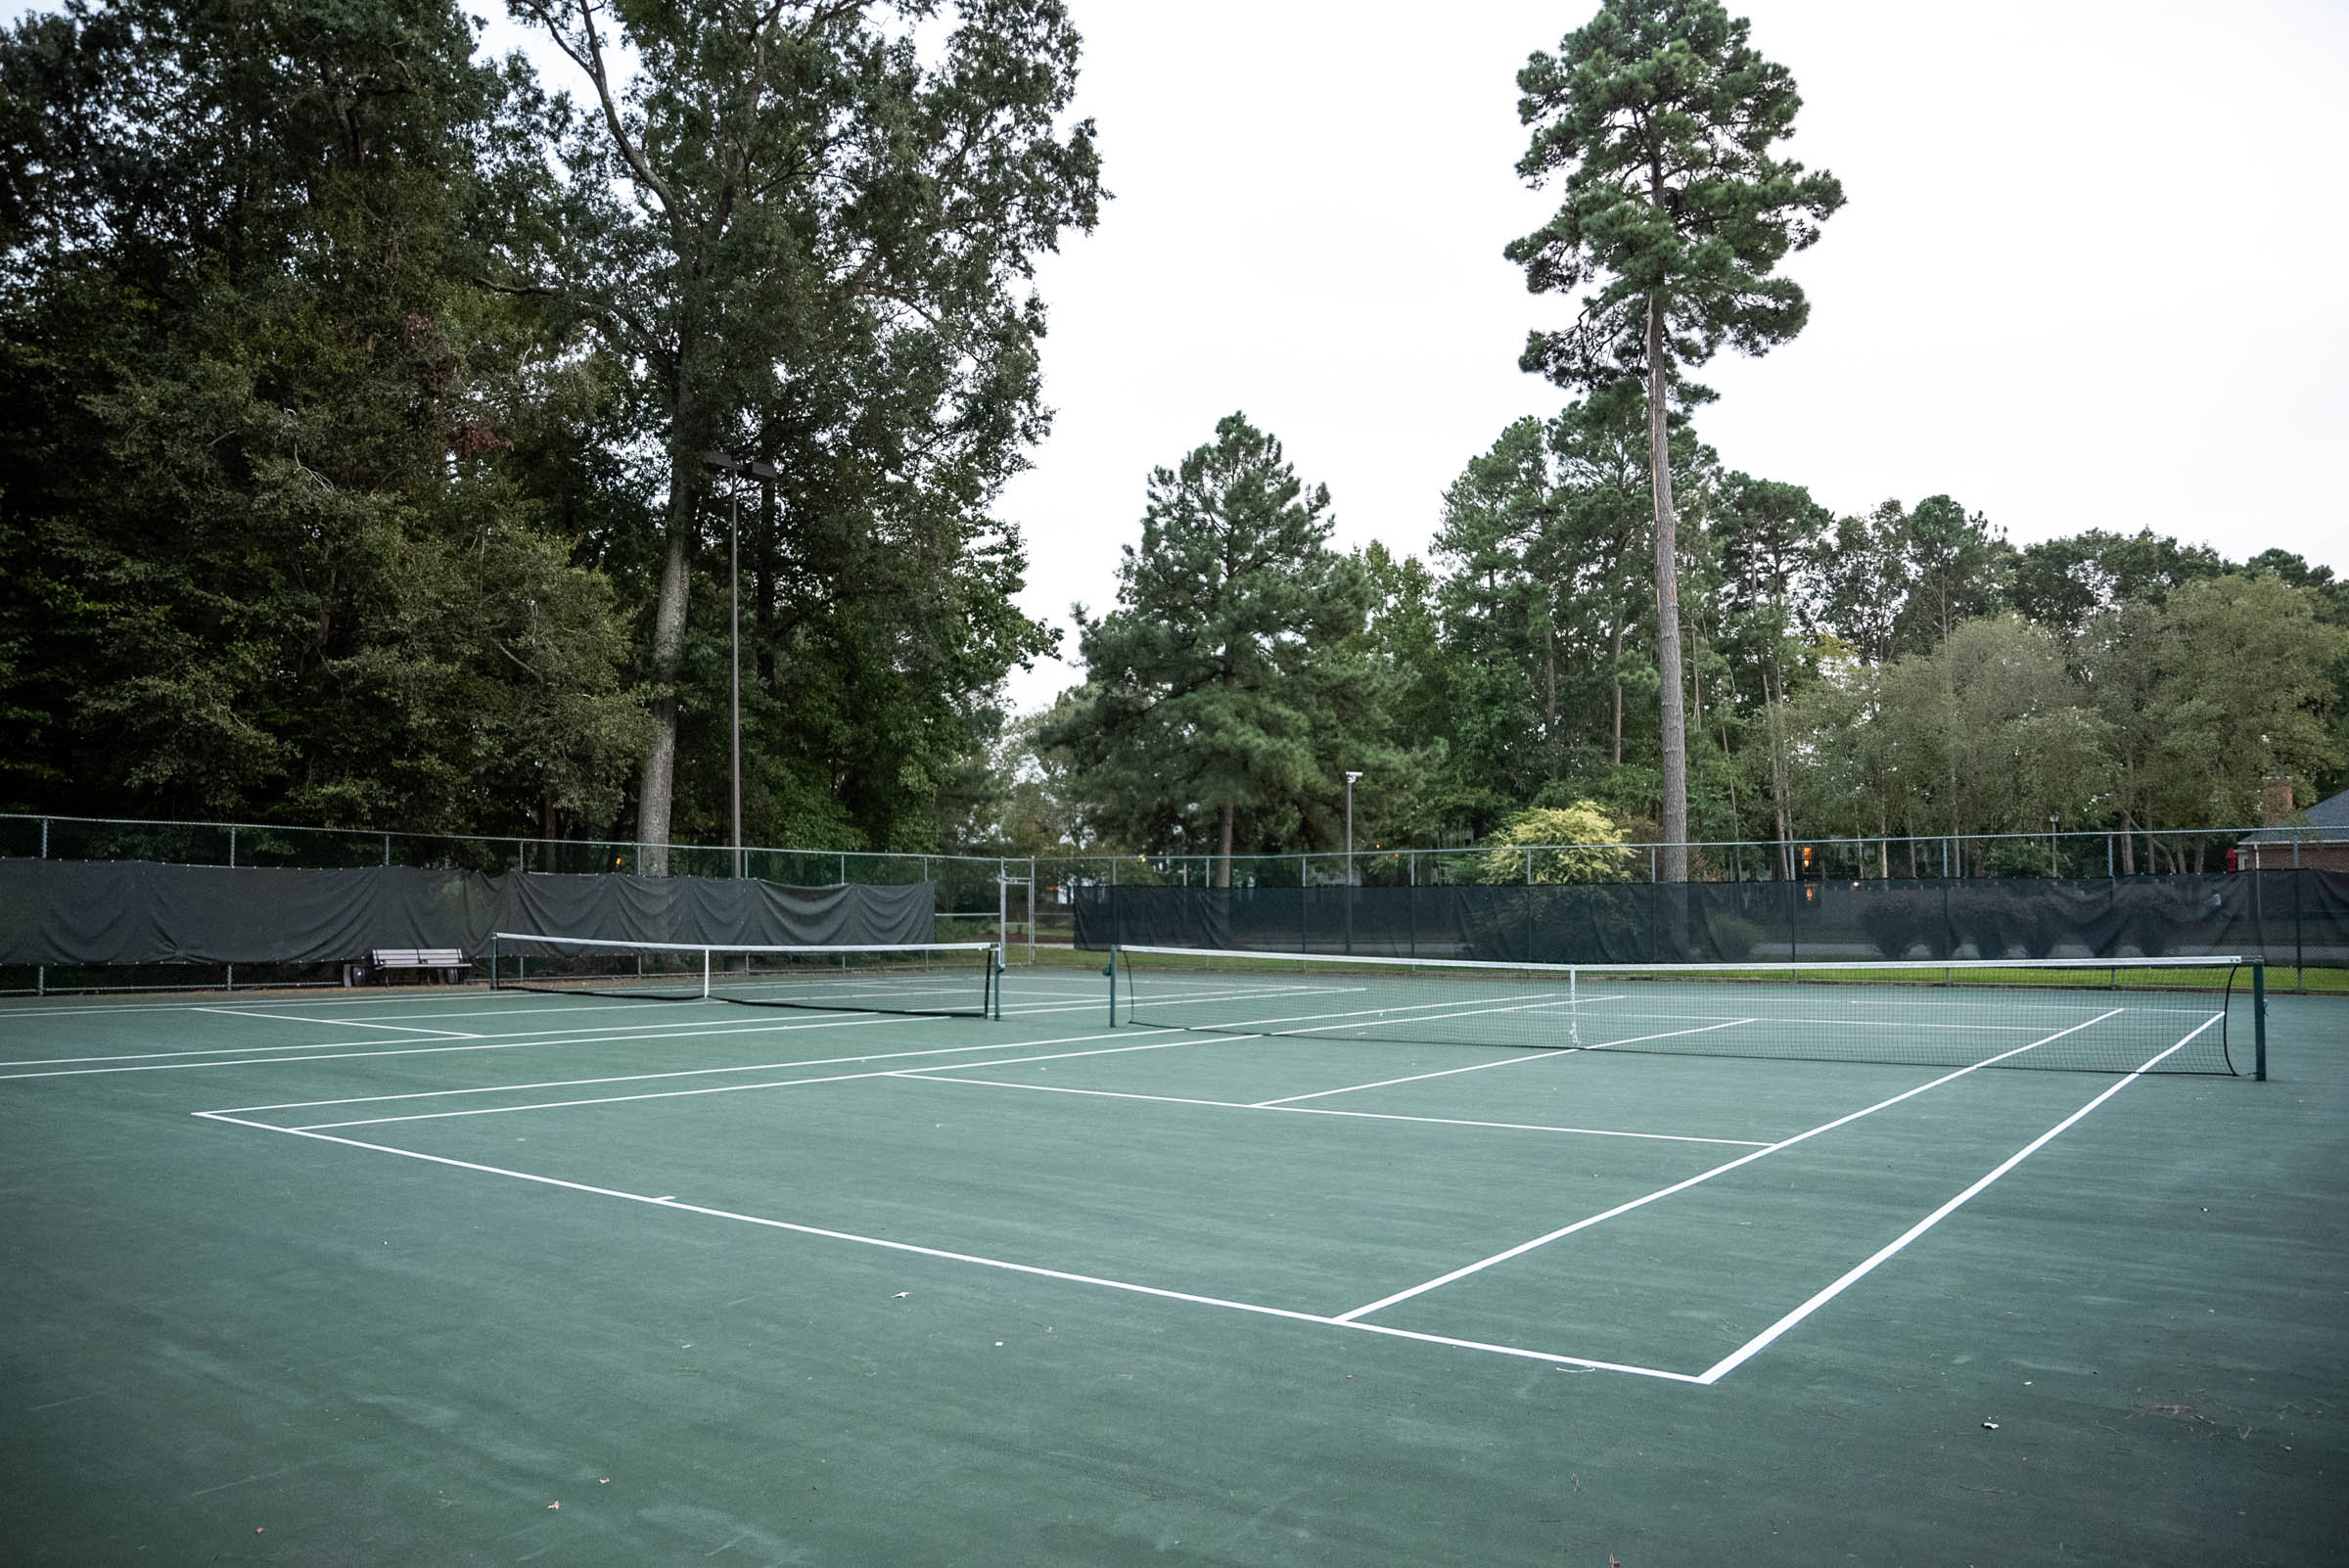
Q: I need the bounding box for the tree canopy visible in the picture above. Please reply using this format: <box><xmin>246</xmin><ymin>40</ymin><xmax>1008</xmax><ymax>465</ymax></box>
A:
<box><xmin>0</xmin><ymin>0</ymin><xmax>1093</xmax><ymax>856</ymax></box>
<box><xmin>1042</xmin><ymin>414</ymin><xmax>1399</xmax><ymax>885</ymax></box>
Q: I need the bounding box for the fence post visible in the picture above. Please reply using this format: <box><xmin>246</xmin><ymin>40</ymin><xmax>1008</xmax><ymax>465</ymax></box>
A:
<box><xmin>383</xmin><ymin>833</ymin><xmax>391</xmax><ymax>867</ymax></box>
<box><xmin>41</xmin><ymin>818</ymin><xmax>49</xmax><ymax>857</ymax></box>
<box><xmin>228</xmin><ymin>827</ymin><xmax>236</xmax><ymax>867</ymax></box>
<box><xmin>1524</xmin><ymin>848</ymin><xmax>1532</xmax><ymax>886</ymax></box>
<box><xmin>2294</xmin><ymin>866</ymin><xmax>2305</xmax><ymax>993</ymax></box>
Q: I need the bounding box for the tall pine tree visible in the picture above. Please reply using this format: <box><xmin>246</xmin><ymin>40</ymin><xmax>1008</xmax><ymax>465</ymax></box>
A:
<box><xmin>1507</xmin><ymin>0</ymin><xmax>1841</xmax><ymax>879</ymax></box>
<box><xmin>1046</xmin><ymin>415</ymin><xmax>1391</xmax><ymax>886</ymax></box>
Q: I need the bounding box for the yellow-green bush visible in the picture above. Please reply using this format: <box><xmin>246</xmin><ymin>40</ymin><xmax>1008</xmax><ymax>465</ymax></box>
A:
<box><xmin>1471</xmin><ymin>804</ymin><xmax>1638</xmax><ymax>884</ymax></box>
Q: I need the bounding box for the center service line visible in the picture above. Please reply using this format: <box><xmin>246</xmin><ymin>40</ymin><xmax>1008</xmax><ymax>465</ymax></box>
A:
<box><xmin>1331</xmin><ymin>1008</ymin><xmax>2124</xmax><ymax>1323</ymax></box>
<box><xmin>1251</xmin><ymin>1018</ymin><xmax>1757</xmax><ymax>1106</ymax></box>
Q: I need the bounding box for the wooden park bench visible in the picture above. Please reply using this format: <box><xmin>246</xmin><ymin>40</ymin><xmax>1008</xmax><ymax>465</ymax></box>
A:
<box><xmin>343</xmin><ymin>947</ymin><xmax>474</xmax><ymax>987</ymax></box>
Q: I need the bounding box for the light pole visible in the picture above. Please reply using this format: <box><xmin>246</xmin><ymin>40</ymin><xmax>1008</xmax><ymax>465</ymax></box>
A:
<box><xmin>704</xmin><ymin>449</ymin><xmax>776</xmax><ymax>878</ymax></box>
<box><xmin>1344</xmin><ymin>771</ymin><xmax>1363</xmax><ymax>886</ymax></box>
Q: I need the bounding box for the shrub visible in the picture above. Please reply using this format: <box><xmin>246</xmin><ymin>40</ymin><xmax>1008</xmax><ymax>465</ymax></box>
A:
<box><xmin>1468</xmin><ymin>803</ymin><xmax>1639</xmax><ymax>885</ymax></box>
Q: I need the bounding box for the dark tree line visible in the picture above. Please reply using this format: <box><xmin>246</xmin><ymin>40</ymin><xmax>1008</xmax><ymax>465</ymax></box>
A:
<box><xmin>0</xmin><ymin>0</ymin><xmax>1097</xmax><ymax>855</ymax></box>
<box><xmin>1021</xmin><ymin>406</ymin><xmax>2349</xmax><ymax>872</ymax></box>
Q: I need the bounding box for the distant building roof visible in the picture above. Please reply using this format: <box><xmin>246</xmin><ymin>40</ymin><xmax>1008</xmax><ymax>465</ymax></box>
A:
<box><xmin>2240</xmin><ymin>785</ymin><xmax>2349</xmax><ymax>843</ymax></box>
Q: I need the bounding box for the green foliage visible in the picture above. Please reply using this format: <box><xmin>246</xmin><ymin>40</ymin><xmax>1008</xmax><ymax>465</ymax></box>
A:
<box><xmin>1045</xmin><ymin>414</ymin><xmax>1401</xmax><ymax>881</ymax></box>
<box><xmin>1419</xmin><ymin>395</ymin><xmax>1715</xmax><ymax>830</ymax></box>
<box><xmin>0</xmin><ymin>0</ymin><xmax>1092</xmax><ymax>854</ymax></box>
<box><xmin>2007</xmin><ymin>529</ymin><xmax>2225</xmax><ymax>640</ymax></box>
<box><xmin>0</xmin><ymin>0</ymin><xmax>649</xmax><ymax>830</ymax></box>
<box><xmin>1506</xmin><ymin>0</ymin><xmax>1845</xmax><ymax>403</ymax></box>
<box><xmin>1467</xmin><ymin>803</ymin><xmax>1639</xmax><ymax>884</ymax></box>
<box><xmin>504</xmin><ymin>0</ymin><xmax>1101</xmax><ymax>858</ymax></box>
<box><xmin>1810</xmin><ymin>497</ymin><xmax>2009</xmax><ymax>665</ymax></box>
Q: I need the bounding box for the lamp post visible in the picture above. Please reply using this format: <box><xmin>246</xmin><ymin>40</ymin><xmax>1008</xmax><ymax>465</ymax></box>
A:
<box><xmin>703</xmin><ymin>449</ymin><xmax>778</xmax><ymax>878</ymax></box>
<box><xmin>1344</xmin><ymin>771</ymin><xmax>1363</xmax><ymax>886</ymax></box>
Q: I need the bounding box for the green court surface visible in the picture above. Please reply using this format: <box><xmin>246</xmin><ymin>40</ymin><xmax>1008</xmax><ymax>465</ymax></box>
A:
<box><xmin>2</xmin><ymin>969</ymin><xmax>2343</xmax><ymax>1564</ymax></box>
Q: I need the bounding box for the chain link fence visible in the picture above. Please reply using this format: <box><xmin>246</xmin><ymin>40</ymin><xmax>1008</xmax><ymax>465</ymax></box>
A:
<box><xmin>9</xmin><ymin>813</ymin><xmax>2343</xmax><ymax>962</ymax></box>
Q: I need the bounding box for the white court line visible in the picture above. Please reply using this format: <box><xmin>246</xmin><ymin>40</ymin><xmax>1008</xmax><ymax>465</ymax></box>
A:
<box><xmin>0</xmin><ymin>1011</ymin><xmax>837</xmax><ymax>1070</ymax></box>
<box><xmin>1691</xmin><ymin>1019</ymin><xmax>2215</xmax><ymax>1384</ymax></box>
<box><xmin>280</xmin><ymin>1035</ymin><xmax>1232</xmax><ymax>1130</ymax></box>
<box><xmin>0</xmin><ymin>1010</ymin><xmax>929</xmax><ymax>1080</ymax></box>
<box><xmin>192</xmin><ymin>1007</ymin><xmax>481</xmax><ymax>1038</ymax></box>
<box><xmin>0</xmin><ymin>992</ymin><xmax>513</xmax><ymax>1020</ymax></box>
<box><xmin>1136</xmin><ymin>989</ymin><xmax>1628</xmax><ymax>1041</ymax></box>
<box><xmin>0</xmin><ymin>988</ymin><xmax>1138</xmax><ymax>1079</ymax></box>
<box><xmin>188</xmin><ymin>1112</ymin><xmax>1701</xmax><ymax>1383</ymax></box>
<box><xmin>891</xmin><ymin>1073</ymin><xmax>1771</xmax><ymax>1147</ymax></box>
<box><xmin>1249</xmin><ymin>1019</ymin><xmax>1757</xmax><ymax>1106</ymax></box>
<box><xmin>0</xmin><ymin>978</ymin><xmax>1292</xmax><ymax>1076</ymax></box>
<box><xmin>894</xmin><ymin>1076</ymin><xmax>1255</xmax><ymax>1113</ymax></box>
<box><xmin>50</xmin><ymin>978</ymin><xmax>1282</xmax><ymax>1090</ymax></box>
<box><xmin>212</xmin><ymin>1027</ymin><xmax>1190</xmax><ymax>1115</ymax></box>
<box><xmin>234</xmin><ymin>994</ymin><xmax>1756</xmax><ymax>1130</ymax></box>
<box><xmin>1588</xmin><ymin>1009</ymin><xmax>2041</xmax><ymax>1035</ymax></box>
<box><xmin>1278</xmin><ymin>1104</ymin><xmax>1768</xmax><ymax>1147</ymax></box>
<box><xmin>1330</xmin><ymin>1008</ymin><xmax>2127</xmax><ymax>1323</ymax></box>
<box><xmin>0</xmin><ymin>986</ymin><xmax>1099</xmax><ymax>1070</ymax></box>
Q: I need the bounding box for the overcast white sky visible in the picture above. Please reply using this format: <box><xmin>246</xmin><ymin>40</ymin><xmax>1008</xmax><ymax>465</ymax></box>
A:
<box><xmin>977</xmin><ymin>0</ymin><xmax>2349</xmax><ymax>710</ymax></box>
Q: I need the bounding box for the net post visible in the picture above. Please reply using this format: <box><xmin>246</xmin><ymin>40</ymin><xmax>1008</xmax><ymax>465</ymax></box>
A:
<box><xmin>489</xmin><ymin>934</ymin><xmax>499</xmax><ymax>992</ymax></box>
<box><xmin>2253</xmin><ymin>960</ymin><xmax>2267</xmax><ymax>1082</ymax></box>
<box><xmin>1106</xmin><ymin>945</ymin><xmax>1119</xmax><ymax>1027</ymax></box>
<box><xmin>703</xmin><ymin>946</ymin><xmax>712</xmax><ymax>1001</ymax></box>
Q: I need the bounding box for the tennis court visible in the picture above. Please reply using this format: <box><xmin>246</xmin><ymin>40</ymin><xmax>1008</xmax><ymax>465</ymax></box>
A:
<box><xmin>3</xmin><ymin>951</ymin><xmax>2343</xmax><ymax>1564</ymax></box>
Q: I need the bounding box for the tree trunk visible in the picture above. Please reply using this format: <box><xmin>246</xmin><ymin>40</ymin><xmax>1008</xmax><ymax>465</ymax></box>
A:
<box><xmin>635</xmin><ymin>508</ymin><xmax>693</xmax><ymax>876</ymax></box>
<box><xmin>1765</xmin><ymin>663</ymin><xmax>1794</xmax><ymax>880</ymax></box>
<box><xmin>1218</xmin><ymin>800</ymin><xmax>1235</xmax><ymax>889</ymax></box>
<box><xmin>1543</xmin><ymin>625</ymin><xmax>1558</xmax><ymax>781</ymax></box>
<box><xmin>756</xmin><ymin>476</ymin><xmax>777</xmax><ymax>685</ymax></box>
<box><xmin>1611</xmin><ymin>619</ymin><xmax>1626</xmax><ymax>767</ymax></box>
<box><xmin>1645</xmin><ymin>298</ymin><xmax>1688</xmax><ymax>882</ymax></box>
<box><xmin>2119</xmin><ymin>806</ymin><xmax>2137</xmax><ymax>876</ymax></box>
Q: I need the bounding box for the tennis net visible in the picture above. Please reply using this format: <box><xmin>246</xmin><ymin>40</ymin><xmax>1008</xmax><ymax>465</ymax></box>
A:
<box><xmin>1111</xmin><ymin>946</ymin><xmax>2262</xmax><ymax>1076</ymax></box>
<box><xmin>490</xmin><ymin>934</ymin><xmax>1000</xmax><ymax>1018</ymax></box>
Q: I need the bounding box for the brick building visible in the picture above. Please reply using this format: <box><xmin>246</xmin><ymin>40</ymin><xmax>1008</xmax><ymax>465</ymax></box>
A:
<box><xmin>2236</xmin><ymin>784</ymin><xmax>2349</xmax><ymax>872</ymax></box>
